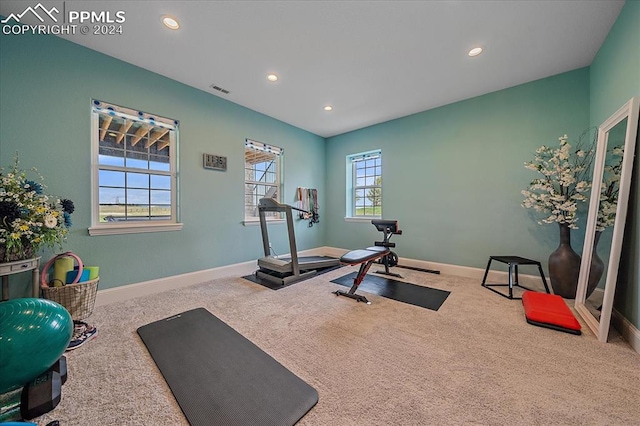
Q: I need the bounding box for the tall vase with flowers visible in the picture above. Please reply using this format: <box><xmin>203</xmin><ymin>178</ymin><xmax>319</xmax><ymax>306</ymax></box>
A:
<box><xmin>521</xmin><ymin>129</ymin><xmax>596</xmax><ymax>298</ymax></box>
<box><xmin>0</xmin><ymin>156</ymin><xmax>74</xmax><ymax>263</ymax></box>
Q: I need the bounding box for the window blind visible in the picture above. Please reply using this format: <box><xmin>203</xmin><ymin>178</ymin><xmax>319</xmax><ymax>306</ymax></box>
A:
<box><xmin>92</xmin><ymin>99</ymin><xmax>178</xmax><ymax>131</ymax></box>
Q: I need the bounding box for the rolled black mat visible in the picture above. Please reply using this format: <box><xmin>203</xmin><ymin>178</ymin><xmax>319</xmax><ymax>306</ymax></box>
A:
<box><xmin>137</xmin><ymin>308</ymin><xmax>318</xmax><ymax>426</ymax></box>
<box><xmin>332</xmin><ymin>272</ymin><xmax>450</xmax><ymax>311</ymax></box>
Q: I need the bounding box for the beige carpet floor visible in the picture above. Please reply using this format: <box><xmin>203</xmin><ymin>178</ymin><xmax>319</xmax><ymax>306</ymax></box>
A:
<box><xmin>35</xmin><ymin>266</ymin><xmax>639</xmax><ymax>425</ymax></box>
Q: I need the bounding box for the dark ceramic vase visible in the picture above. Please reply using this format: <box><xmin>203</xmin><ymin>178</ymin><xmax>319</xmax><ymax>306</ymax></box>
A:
<box><xmin>586</xmin><ymin>231</ymin><xmax>605</xmax><ymax>299</ymax></box>
<box><xmin>548</xmin><ymin>223</ymin><xmax>582</xmax><ymax>299</ymax></box>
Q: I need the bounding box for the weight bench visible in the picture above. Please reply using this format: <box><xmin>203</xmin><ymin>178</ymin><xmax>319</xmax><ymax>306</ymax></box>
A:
<box><xmin>333</xmin><ymin>247</ymin><xmax>390</xmax><ymax>304</ymax></box>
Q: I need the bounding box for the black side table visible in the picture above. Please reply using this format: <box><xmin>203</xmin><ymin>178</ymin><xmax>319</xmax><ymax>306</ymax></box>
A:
<box><xmin>481</xmin><ymin>256</ymin><xmax>550</xmax><ymax>299</ymax></box>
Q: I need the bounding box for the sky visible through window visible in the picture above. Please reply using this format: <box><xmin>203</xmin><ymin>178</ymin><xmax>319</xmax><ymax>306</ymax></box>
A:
<box><xmin>98</xmin><ymin>155</ymin><xmax>171</xmax><ymax>206</ymax></box>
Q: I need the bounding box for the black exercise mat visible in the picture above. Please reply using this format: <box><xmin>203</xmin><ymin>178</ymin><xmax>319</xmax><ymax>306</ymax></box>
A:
<box><xmin>137</xmin><ymin>308</ymin><xmax>318</xmax><ymax>426</ymax></box>
<box><xmin>331</xmin><ymin>272</ymin><xmax>450</xmax><ymax>311</ymax></box>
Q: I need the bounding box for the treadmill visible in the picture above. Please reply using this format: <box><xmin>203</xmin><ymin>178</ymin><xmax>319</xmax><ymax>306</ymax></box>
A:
<box><xmin>256</xmin><ymin>198</ymin><xmax>340</xmax><ymax>286</ymax></box>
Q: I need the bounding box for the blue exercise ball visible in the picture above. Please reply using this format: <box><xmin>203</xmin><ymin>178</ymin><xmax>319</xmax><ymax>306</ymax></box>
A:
<box><xmin>0</xmin><ymin>298</ymin><xmax>73</xmax><ymax>393</ymax></box>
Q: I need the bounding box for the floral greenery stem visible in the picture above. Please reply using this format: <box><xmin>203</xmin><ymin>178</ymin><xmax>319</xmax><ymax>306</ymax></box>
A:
<box><xmin>521</xmin><ymin>128</ymin><xmax>597</xmax><ymax>230</ymax></box>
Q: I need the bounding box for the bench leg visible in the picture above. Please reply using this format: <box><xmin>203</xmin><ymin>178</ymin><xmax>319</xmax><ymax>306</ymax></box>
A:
<box><xmin>509</xmin><ymin>263</ymin><xmax>515</xmax><ymax>299</ymax></box>
<box><xmin>537</xmin><ymin>263</ymin><xmax>550</xmax><ymax>294</ymax></box>
<box><xmin>375</xmin><ymin>252</ymin><xmax>402</xmax><ymax>278</ymax></box>
<box><xmin>334</xmin><ymin>260</ymin><xmax>374</xmax><ymax>304</ymax></box>
<box><xmin>481</xmin><ymin>258</ymin><xmax>493</xmax><ymax>287</ymax></box>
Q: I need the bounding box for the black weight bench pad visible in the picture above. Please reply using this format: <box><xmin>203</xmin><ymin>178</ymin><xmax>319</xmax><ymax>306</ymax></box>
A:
<box><xmin>340</xmin><ymin>248</ymin><xmax>389</xmax><ymax>265</ymax></box>
<box><xmin>137</xmin><ymin>308</ymin><xmax>318</xmax><ymax>426</ymax></box>
<box><xmin>365</xmin><ymin>246</ymin><xmax>389</xmax><ymax>253</ymax></box>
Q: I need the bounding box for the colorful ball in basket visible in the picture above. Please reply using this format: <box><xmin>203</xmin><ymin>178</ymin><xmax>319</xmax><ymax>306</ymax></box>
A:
<box><xmin>0</xmin><ymin>298</ymin><xmax>73</xmax><ymax>394</ymax></box>
<box><xmin>41</xmin><ymin>251</ymin><xmax>84</xmax><ymax>287</ymax></box>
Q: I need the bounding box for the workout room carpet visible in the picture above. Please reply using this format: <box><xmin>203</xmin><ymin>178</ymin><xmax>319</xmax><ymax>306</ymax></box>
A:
<box><xmin>137</xmin><ymin>308</ymin><xmax>318</xmax><ymax>426</ymax></box>
<box><xmin>32</xmin><ymin>267</ymin><xmax>640</xmax><ymax>426</ymax></box>
<box><xmin>331</xmin><ymin>272</ymin><xmax>450</xmax><ymax>311</ymax></box>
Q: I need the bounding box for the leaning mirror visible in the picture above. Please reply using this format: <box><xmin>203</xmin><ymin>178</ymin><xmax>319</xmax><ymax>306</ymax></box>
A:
<box><xmin>575</xmin><ymin>97</ymin><xmax>639</xmax><ymax>342</ymax></box>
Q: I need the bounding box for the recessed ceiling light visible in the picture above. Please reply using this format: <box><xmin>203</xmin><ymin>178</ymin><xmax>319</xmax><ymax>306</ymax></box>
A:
<box><xmin>468</xmin><ymin>47</ymin><xmax>483</xmax><ymax>57</ymax></box>
<box><xmin>267</xmin><ymin>74</ymin><xmax>279</xmax><ymax>82</ymax></box>
<box><xmin>162</xmin><ymin>16</ymin><xmax>180</xmax><ymax>30</ymax></box>
<box><xmin>324</xmin><ymin>105</ymin><xmax>333</xmax><ymax>112</ymax></box>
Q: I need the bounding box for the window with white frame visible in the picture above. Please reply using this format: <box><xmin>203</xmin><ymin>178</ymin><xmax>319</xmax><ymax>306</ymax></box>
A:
<box><xmin>347</xmin><ymin>150</ymin><xmax>382</xmax><ymax>218</ymax></box>
<box><xmin>89</xmin><ymin>100</ymin><xmax>181</xmax><ymax>235</ymax></box>
<box><xmin>244</xmin><ymin>139</ymin><xmax>282</xmax><ymax>221</ymax></box>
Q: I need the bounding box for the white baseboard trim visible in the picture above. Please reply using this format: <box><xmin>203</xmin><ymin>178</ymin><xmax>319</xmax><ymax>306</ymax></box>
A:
<box><xmin>95</xmin><ymin>246</ymin><xmax>547</xmax><ymax>307</ymax></box>
<box><xmin>94</xmin><ymin>247</ymin><xmax>326</xmax><ymax>307</ymax></box>
<box><xmin>612</xmin><ymin>309</ymin><xmax>640</xmax><ymax>354</ymax></box>
<box><xmin>95</xmin><ymin>260</ymin><xmax>257</xmax><ymax>307</ymax></box>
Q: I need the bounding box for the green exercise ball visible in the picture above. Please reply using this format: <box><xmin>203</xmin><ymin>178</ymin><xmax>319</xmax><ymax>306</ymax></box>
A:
<box><xmin>0</xmin><ymin>298</ymin><xmax>73</xmax><ymax>393</ymax></box>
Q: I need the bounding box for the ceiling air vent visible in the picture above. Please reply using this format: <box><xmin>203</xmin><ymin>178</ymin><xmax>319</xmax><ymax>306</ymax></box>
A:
<box><xmin>210</xmin><ymin>84</ymin><xmax>230</xmax><ymax>94</ymax></box>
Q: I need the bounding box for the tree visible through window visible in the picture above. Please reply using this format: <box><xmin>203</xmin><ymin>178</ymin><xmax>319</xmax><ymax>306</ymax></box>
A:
<box><xmin>350</xmin><ymin>151</ymin><xmax>382</xmax><ymax>217</ymax></box>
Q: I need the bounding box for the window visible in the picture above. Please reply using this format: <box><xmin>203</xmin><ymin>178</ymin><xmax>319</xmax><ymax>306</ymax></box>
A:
<box><xmin>347</xmin><ymin>150</ymin><xmax>382</xmax><ymax>218</ymax></box>
<box><xmin>89</xmin><ymin>100</ymin><xmax>181</xmax><ymax>235</ymax></box>
<box><xmin>244</xmin><ymin>139</ymin><xmax>282</xmax><ymax>221</ymax></box>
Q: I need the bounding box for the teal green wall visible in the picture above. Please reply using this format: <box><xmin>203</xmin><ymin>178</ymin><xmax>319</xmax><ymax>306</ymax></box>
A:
<box><xmin>2</xmin><ymin>3</ymin><xmax>637</xmax><ymax>334</ymax></box>
<box><xmin>0</xmin><ymin>29</ymin><xmax>327</xmax><ymax>293</ymax></box>
<box><xmin>590</xmin><ymin>0</ymin><xmax>640</xmax><ymax>328</ymax></box>
<box><xmin>326</xmin><ymin>69</ymin><xmax>590</xmax><ymax>273</ymax></box>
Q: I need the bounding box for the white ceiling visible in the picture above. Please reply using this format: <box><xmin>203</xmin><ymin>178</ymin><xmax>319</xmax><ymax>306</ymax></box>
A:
<box><xmin>0</xmin><ymin>1</ymin><xmax>625</xmax><ymax>137</ymax></box>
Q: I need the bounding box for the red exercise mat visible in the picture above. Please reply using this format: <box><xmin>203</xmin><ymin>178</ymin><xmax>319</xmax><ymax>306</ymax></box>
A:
<box><xmin>522</xmin><ymin>290</ymin><xmax>581</xmax><ymax>335</ymax></box>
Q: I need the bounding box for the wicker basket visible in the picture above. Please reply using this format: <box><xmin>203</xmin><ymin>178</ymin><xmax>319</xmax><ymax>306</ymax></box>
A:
<box><xmin>41</xmin><ymin>277</ymin><xmax>99</xmax><ymax>320</ymax></box>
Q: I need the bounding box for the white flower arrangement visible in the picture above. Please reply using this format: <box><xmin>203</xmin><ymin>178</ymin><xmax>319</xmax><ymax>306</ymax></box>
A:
<box><xmin>521</xmin><ymin>130</ymin><xmax>596</xmax><ymax>229</ymax></box>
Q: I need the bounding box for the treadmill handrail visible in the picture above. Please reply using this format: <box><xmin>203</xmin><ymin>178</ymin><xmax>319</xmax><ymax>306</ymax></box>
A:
<box><xmin>258</xmin><ymin>198</ymin><xmax>300</xmax><ymax>275</ymax></box>
<box><xmin>259</xmin><ymin>197</ymin><xmax>311</xmax><ymax>215</ymax></box>
<box><xmin>259</xmin><ymin>197</ymin><xmax>288</xmax><ymax>212</ymax></box>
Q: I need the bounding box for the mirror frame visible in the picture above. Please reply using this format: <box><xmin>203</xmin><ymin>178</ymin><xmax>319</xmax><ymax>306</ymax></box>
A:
<box><xmin>575</xmin><ymin>96</ymin><xmax>639</xmax><ymax>342</ymax></box>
